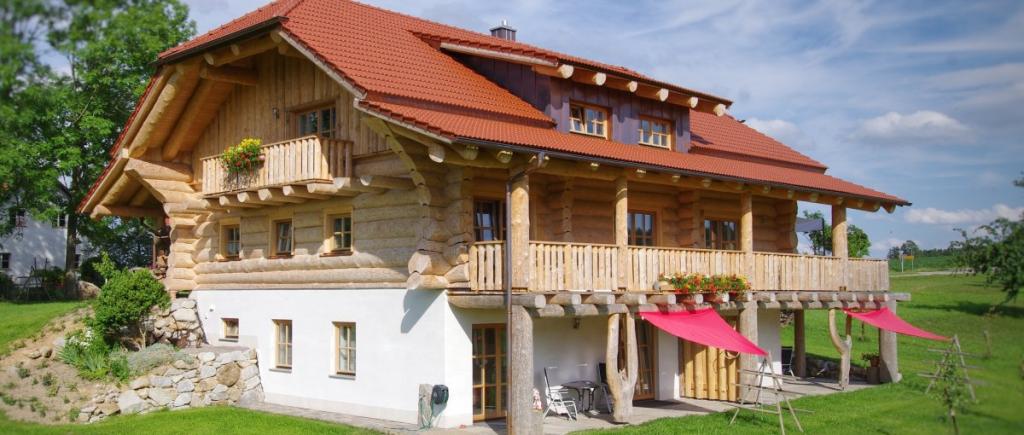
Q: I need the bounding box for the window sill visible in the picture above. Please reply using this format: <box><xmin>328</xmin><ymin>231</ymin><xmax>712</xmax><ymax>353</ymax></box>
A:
<box><xmin>569</xmin><ymin>130</ymin><xmax>608</xmax><ymax>140</ymax></box>
<box><xmin>217</xmin><ymin>257</ymin><xmax>241</xmax><ymax>262</ymax></box>
<box><xmin>638</xmin><ymin>142</ymin><xmax>670</xmax><ymax>149</ymax></box>
<box><xmin>268</xmin><ymin>254</ymin><xmax>293</xmax><ymax>260</ymax></box>
<box><xmin>329</xmin><ymin>373</ymin><xmax>356</xmax><ymax>380</ymax></box>
<box><xmin>320</xmin><ymin>250</ymin><xmax>353</xmax><ymax>257</ymax></box>
<box><xmin>269</xmin><ymin>367</ymin><xmax>292</xmax><ymax>373</ymax></box>
<box><xmin>220</xmin><ymin>337</ymin><xmax>238</xmax><ymax>343</ymax></box>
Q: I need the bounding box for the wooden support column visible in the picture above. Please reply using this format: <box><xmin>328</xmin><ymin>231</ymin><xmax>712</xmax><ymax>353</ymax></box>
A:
<box><xmin>879</xmin><ymin>300</ymin><xmax>901</xmax><ymax>383</ymax></box>
<box><xmin>828</xmin><ymin>308</ymin><xmax>853</xmax><ymax>389</ymax></box>
<box><xmin>615</xmin><ymin>176</ymin><xmax>629</xmax><ymax>290</ymax></box>
<box><xmin>738</xmin><ymin>302</ymin><xmax>758</xmax><ymax>396</ymax></box>
<box><xmin>740</xmin><ymin>192</ymin><xmax>754</xmax><ymax>278</ymax></box>
<box><xmin>510</xmin><ymin>172</ymin><xmax>531</xmax><ymax>291</ymax></box>
<box><xmin>793</xmin><ymin>311</ymin><xmax>807</xmax><ymax>377</ymax></box>
<box><xmin>832</xmin><ymin>205</ymin><xmax>849</xmax><ymax>290</ymax></box>
<box><xmin>606</xmin><ymin>312</ymin><xmax>638</xmax><ymax>423</ymax></box>
<box><xmin>508</xmin><ymin>305</ymin><xmax>539</xmax><ymax>434</ymax></box>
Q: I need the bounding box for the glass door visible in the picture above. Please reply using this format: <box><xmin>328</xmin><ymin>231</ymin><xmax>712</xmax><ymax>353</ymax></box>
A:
<box><xmin>472</xmin><ymin>324</ymin><xmax>507</xmax><ymax>421</ymax></box>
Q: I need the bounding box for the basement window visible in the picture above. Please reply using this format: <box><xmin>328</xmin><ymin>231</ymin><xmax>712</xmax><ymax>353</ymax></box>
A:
<box><xmin>274</xmin><ymin>319</ymin><xmax>292</xmax><ymax>369</ymax></box>
<box><xmin>569</xmin><ymin>103</ymin><xmax>609</xmax><ymax>138</ymax></box>
<box><xmin>334</xmin><ymin>322</ymin><xmax>356</xmax><ymax>376</ymax></box>
<box><xmin>639</xmin><ymin>117</ymin><xmax>672</xmax><ymax>148</ymax></box>
<box><xmin>222</xmin><ymin>318</ymin><xmax>239</xmax><ymax>340</ymax></box>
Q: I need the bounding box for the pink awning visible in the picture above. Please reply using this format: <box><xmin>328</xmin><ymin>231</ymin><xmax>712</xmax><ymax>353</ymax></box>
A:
<box><xmin>844</xmin><ymin>307</ymin><xmax>948</xmax><ymax>341</ymax></box>
<box><xmin>640</xmin><ymin>309</ymin><xmax>767</xmax><ymax>356</ymax></box>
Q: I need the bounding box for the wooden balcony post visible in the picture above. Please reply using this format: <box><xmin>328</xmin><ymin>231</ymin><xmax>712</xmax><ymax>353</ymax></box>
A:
<box><xmin>832</xmin><ymin>205</ymin><xmax>849</xmax><ymax>290</ymax></box>
<box><xmin>738</xmin><ymin>302</ymin><xmax>758</xmax><ymax>396</ymax></box>
<box><xmin>793</xmin><ymin>310</ymin><xmax>806</xmax><ymax>377</ymax></box>
<box><xmin>879</xmin><ymin>300</ymin><xmax>901</xmax><ymax>383</ymax></box>
<box><xmin>508</xmin><ymin>304</ymin><xmax>539</xmax><ymax>433</ymax></box>
<box><xmin>740</xmin><ymin>192</ymin><xmax>754</xmax><ymax>278</ymax></box>
<box><xmin>615</xmin><ymin>176</ymin><xmax>629</xmax><ymax>290</ymax></box>
<box><xmin>510</xmin><ymin>172</ymin><xmax>531</xmax><ymax>291</ymax></box>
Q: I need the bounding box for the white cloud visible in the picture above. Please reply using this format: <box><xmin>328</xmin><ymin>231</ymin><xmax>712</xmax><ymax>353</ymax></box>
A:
<box><xmin>904</xmin><ymin>204</ymin><xmax>1024</xmax><ymax>225</ymax></box>
<box><xmin>853</xmin><ymin>110</ymin><xmax>970</xmax><ymax>143</ymax></box>
<box><xmin>745</xmin><ymin>118</ymin><xmax>815</xmax><ymax>150</ymax></box>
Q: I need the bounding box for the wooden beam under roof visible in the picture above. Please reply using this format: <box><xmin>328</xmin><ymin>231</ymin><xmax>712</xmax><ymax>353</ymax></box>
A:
<box><xmin>199</xmin><ymin>65</ymin><xmax>258</xmax><ymax>86</ymax></box>
<box><xmin>161</xmin><ymin>79</ymin><xmax>234</xmax><ymax>160</ymax></box>
<box><xmin>127</xmin><ymin>60</ymin><xmax>201</xmax><ymax>158</ymax></box>
<box><xmin>203</xmin><ymin>35</ymin><xmax>277</xmax><ymax>67</ymax></box>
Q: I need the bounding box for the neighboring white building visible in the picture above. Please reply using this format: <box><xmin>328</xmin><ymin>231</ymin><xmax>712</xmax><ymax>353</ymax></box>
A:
<box><xmin>1</xmin><ymin>208</ymin><xmax>89</xmax><ymax>278</ymax></box>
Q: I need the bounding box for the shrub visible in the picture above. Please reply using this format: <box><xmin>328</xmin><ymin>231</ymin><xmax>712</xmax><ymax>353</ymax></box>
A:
<box><xmin>91</xmin><ymin>267</ymin><xmax>168</xmax><ymax>347</ymax></box>
<box><xmin>127</xmin><ymin>343</ymin><xmax>189</xmax><ymax>374</ymax></box>
<box><xmin>108</xmin><ymin>351</ymin><xmax>133</xmax><ymax>382</ymax></box>
<box><xmin>40</xmin><ymin>373</ymin><xmax>55</xmax><ymax>387</ymax></box>
<box><xmin>0</xmin><ymin>272</ymin><xmax>14</xmax><ymax>300</ymax></box>
<box><xmin>79</xmin><ymin>256</ymin><xmax>108</xmax><ymax>287</ymax></box>
<box><xmin>16</xmin><ymin>365</ymin><xmax>29</xmax><ymax>379</ymax></box>
<box><xmin>59</xmin><ymin>330</ymin><xmax>114</xmax><ymax>380</ymax></box>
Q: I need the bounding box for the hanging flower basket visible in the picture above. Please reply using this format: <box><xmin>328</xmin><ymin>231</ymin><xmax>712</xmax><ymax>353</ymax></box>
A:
<box><xmin>222</xmin><ymin>138</ymin><xmax>265</xmax><ymax>176</ymax></box>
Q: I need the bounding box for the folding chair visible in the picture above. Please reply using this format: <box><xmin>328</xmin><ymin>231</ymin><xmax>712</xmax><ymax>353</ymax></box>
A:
<box><xmin>781</xmin><ymin>346</ymin><xmax>795</xmax><ymax>376</ymax></box>
<box><xmin>595</xmin><ymin>363</ymin><xmax>613</xmax><ymax>413</ymax></box>
<box><xmin>542</xmin><ymin>367</ymin><xmax>578</xmax><ymax>420</ymax></box>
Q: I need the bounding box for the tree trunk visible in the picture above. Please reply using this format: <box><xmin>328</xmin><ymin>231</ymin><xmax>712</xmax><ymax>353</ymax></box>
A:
<box><xmin>605</xmin><ymin>312</ymin><xmax>638</xmax><ymax>423</ymax></box>
<box><xmin>828</xmin><ymin>309</ymin><xmax>852</xmax><ymax>389</ymax></box>
<box><xmin>62</xmin><ymin>211</ymin><xmax>80</xmax><ymax>299</ymax></box>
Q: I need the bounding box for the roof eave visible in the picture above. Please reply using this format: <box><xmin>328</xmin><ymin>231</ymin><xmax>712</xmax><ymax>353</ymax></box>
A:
<box><xmin>153</xmin><ymin>17</ymin><xmax>286</xmax><ymax>67</ymax></box>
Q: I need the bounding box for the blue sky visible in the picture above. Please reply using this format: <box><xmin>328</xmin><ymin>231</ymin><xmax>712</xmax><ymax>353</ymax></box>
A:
<box><xmin>184</xmin><ymin>0</ymin><xmax>1024</xmax><ymax>256</ymax></box>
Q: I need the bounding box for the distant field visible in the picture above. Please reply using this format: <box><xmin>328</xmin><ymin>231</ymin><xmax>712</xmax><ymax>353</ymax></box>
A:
<box><xmin>888</xmin><ymin>255</ymin><xmax>957</xmax><ymax>272</ymax></box>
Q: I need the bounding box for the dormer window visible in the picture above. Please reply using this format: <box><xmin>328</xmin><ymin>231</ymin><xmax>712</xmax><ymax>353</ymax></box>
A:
<box><xmin>569</xmin><ymin>103</ymin><xmax>609</xmax><ymax>138</ymax></box>
<box><xmin>639</xmin><ymin>117</ymin><xmax>672</xmax><ymax>148</ymax></box>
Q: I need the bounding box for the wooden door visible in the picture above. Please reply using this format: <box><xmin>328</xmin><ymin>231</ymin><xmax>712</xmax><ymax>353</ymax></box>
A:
<box><xmin>619</xmin><ymin>319</ymin><xmax>657</xmax><ymax>400</ymax></box>
<box><xmin>472</xmin><ymin>324</ymin><xmax>507</xmax><ymax>421</ymax></box>
<box><xmin>678</xmin><ymin>317</ymin><xmax>739</xmax><ymax>401</ymax></box>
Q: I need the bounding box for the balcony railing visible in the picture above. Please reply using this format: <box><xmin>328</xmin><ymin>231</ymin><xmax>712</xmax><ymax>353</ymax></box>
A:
<box><xmin>200</xmin><ymin>135</ymin><xmax>352</xmax><ymax>195</ymax></box>
<box><xmin>466</xmin><ymin>241</ymin><xmax>889</xmax><ymax>292</ymax></box>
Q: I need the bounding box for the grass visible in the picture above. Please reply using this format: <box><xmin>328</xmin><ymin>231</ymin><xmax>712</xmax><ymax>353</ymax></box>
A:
<box><xmin>889</xmin><ymin>254</ymin><xmax>957</xmax><ymax>272</ymax></box>
<box><xmin>584</xmin><ymin>274</ymin><xmax>1024</xmax><ymax>434</ymax></box>
<box><xmin>0</xmin><ymin>407</ymin><xmax>378</xmax><ymax>434</ymax></box>
<box><xmin>0</xmin><ymin>300</ymin><xmax>377</xmax><ymax>434</ymax></box>
<box><xmin>0</xmin><ymin>301</ymin><xmax>84</xmax><ymax>356</ymax></box>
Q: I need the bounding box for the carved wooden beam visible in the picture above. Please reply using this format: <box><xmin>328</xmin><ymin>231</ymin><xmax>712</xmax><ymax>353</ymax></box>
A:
<box><xmin>200</xmin><ymin>65</ymin><xmax>258</xmax><ymax>86</ymax></box>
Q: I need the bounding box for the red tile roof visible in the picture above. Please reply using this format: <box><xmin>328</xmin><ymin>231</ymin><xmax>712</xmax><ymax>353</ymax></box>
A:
<box><xmin>83</xmin><ymin>0</ymin><xmax>906</xmax><ymax>210</ymax></box>
<box><xmin>360</xmin><ymin>100</ymin><xmax>908</xmax><ymax>204</ymax></box>
<box><xmin>689</xmin><ymin>111</ymin><xmax>828</xmax><ymax>171</ymax></box>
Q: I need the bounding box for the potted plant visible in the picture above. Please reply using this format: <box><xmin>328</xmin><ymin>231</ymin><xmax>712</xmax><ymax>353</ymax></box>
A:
<box><xmin>862</xmin><ymin>352</ymin><xmax>881</xmax><ymax>384</ymax></box>
<box><xmin>701</xmin><ymin>275</ymin><xmax>725</xmax><ymax>303</ymax></box>
<box><xmin>725</xmin><ymin>274</ymin><xmax>750</xmax><ymax>302</ymax></box>
<box><xmin>221</xmin><ymin>138</ymin><xmax>265</xmax><ymax>183</ymax></box>
<box><xmin>665</xmin><ymin>272</ymin><xmax>701</xmax><ymax>304</ymax></box>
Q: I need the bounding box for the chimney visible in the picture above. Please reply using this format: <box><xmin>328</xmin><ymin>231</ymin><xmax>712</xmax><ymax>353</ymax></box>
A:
<box><xmin>490</xmin><ymin>20</ymin><xmax>516</xmax><ymax>41</ymax></box>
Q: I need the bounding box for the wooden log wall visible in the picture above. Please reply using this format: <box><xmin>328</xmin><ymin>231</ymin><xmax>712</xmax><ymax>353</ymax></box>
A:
<box><xmin>191</xmin><ymin>52</ymin><xmax>389</xmax><ymax>185</ymax></box>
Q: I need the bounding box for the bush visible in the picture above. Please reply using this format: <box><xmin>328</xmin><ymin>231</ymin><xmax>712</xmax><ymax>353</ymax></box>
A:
<box><xmin>126</xmin><ymin>343</ymin><xmax>189</xmax><ymax>374</ymax></box>
<box><xmin>0</xmin><ymin>272</ymin><xmax>14</xmax><ymax>300</ymax></box>
<box><xmin>79</xmin><ymin>256</ymin><xmax>107</xmax><ymax>287</ymax></box>
<box><xmin>91</xmin><ymin>265</ymin><xmax>168</xmax><ymax>347</ymax></box>
<box><xmin>59</xmin><ymin>330</ymin><xmax>114</xmax><ymax>380</ymax></box>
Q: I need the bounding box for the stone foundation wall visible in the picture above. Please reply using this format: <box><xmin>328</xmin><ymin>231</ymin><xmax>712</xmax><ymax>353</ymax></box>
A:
<box><xmin>145</xmin><ymin>298</ymin><xmax>205</xmax><ymax>348</ymax></box>
<box><xmin>80</xmin><ymin>348</ymin><xmax>263</xmax><ymax>423</ymax></box>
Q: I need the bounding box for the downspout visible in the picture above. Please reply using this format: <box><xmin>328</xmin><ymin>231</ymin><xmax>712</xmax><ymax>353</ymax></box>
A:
<box><xmin>505</xmin><ymin>152</ymin><xmax>546</xmax><ymax>428</ymax></box>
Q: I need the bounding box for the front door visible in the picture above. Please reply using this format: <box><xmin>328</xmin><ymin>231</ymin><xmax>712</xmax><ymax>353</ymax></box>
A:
<box><xmin>472</xmin><ymin>324</ymin><xmax>506</xmax><ymax>421</ymax></box>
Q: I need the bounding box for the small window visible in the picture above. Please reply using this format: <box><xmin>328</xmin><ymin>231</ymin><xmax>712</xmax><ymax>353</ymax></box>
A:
<box><xmin>274</xmin><ymin>320</ymin><xmax>292</xmax><ymax>369</ymax></box>
<box><xmin>53</xmin><ymin>214</ymin><xmax>67</xmax><ymax>228</ymax></box>
<box><xmin>639</xmin><ymin>117</ymin><xmax>672</xmax><ymax>148</ymax></box>
<box><xmin>273</xmin><ymin>220</ymin><xmax>293</xmax><ymax>256</ymax></box>
<box><xmin>297</xmin><ymin>107</ymin><xmax>337</xmax><ymax>138</ymax></box>
<box><xmin>334</xmin><ymin>322</ymin><xmax>356</xmax><ymax>375</ymax></box>
<box><xmin>329</xmin><ymin>215</ymin><xmax>352</xmax><ymax>252</ymax></box>
<box><xmin>628</xmin><ymin>211</ymin><xmax>656</xmax><ymax>246</ymax></box>
<box><xmin>8</xmin><ymin>210</ymin><xmax>26</xmax><ymax>229</ymax></box>
<box><xmin>0</xmin><ymin>253</ymin><xmax>10</xmax><ymax>270</ymax></box>
<box><xmin>222</xmin><ymin>225</ymin><xmax>241</xmax><ymax>259</ymax></box>
<box><xmin>223</xmin><ymin>318</ymin><xmax>239</xmax><ymax>340</ymax></box>
<box><xmin>473</xmin><ymin>200</ymin><xmax>505</xmax><ymax>242</ymax></box>
<box><xmin>569</xmin><ymin>103</ymin><xmax>609</xmax><ymax>138</ymax></box>
<box><xmin>705</xmin><ymin>220</ymin><xmax>738</xmax><ymax>250</ymax></box>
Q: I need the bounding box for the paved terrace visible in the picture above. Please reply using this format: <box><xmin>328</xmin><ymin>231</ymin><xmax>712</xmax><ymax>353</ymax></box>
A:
<box><xmin>242</xmin><ymin>378</ymin><xmax>871</xmax><ymax>434</ymax></box>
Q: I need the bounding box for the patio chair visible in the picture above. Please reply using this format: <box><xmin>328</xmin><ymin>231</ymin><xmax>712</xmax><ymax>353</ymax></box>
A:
<box><xmin>542</xmin><ymin>367</ymin><xmax>578</xmax><ymax>421</ymax></box>
<box><xmin>595</xmin><ymin>363</ymin><xmax>613</xmax><ymax>413</ymax></box>
<box><xmin>781</xmin><ymin>346</ymin><xmax>795</xmax><ymax>376</ymax></box>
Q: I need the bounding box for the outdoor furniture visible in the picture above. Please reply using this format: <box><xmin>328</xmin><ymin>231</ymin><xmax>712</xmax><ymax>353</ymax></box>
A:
<box><xmin>562</xmin><ymin>380</ymin><xmax>600</xmax><ymax>414</ymax></box>
<box><xmin>542</xmin><ymin>367</ymin><xmax>578</xmax><ymax>421</ymax></box>
<box><xmin>596</xmin><ymin>363</ymin><xmax>614</xmax><ymax>413</ymax></box>
<box><xmin>781</xmin><ymin>346</ymin><xmax>795</xmax><ymax>376</ymax></box>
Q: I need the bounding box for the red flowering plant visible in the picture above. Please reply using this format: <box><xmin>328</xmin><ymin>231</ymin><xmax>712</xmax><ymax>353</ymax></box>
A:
<box><xmin>658</xmin><ymin>272</ymin><xmax>748</xmax><ymax>296</ymax></box>
<box><xmin>222</xmin><ymin>138</ymin><xmax>265</xmax><ymax>175</ymax></box>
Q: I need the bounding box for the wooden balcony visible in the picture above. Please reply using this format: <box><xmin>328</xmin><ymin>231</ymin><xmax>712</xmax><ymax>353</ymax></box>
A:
<box><xmin>467</xmin><ymin>241</ymin><xmax>889</xmax><ymax>292</ymax></box>
<box><xmin>200</xmin><ymin>135</ymin><xmax>352</xmax><ymax>201</ymax></box>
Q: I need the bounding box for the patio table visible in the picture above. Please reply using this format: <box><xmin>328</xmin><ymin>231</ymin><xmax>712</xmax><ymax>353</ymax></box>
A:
<box><xmin>562</xmin><ymin>380</ymin><xmax>600</xmax><ymax>413</ymax></box>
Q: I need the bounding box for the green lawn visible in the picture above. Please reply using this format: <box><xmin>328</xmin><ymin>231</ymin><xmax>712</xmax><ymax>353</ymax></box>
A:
<box><xmin>0</xmin><ymin>406</ymin><xmax>377</xmax><ymax>434</ymax></box>
<box><xmin>586</xmin><ymin>274</ymin><xmax>1024</xmax><ymax>434</ymax></box>
<box><xmin>0</xmin><ymin>301</ymin><xmax>84</xmax><ymax>356</ymax></box>
<box><xmin>889</xmin><ymin>255</ymin><xmax>956</xmax><ymax>272</ymax></box>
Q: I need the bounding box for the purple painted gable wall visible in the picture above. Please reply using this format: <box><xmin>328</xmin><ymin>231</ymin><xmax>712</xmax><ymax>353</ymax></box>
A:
<box><xmin>454</xmin><ymin>54</ymin><xmax>691</xmax><ymax>152</ymax></box>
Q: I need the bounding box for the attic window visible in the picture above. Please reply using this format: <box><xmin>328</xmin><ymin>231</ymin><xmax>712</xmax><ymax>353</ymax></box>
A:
<box><xmin>639</xmin><ymin>117</ymin><xmax>672</xmax><ymax>148</ymax></box>
<box><xmin>569</xmin><ymin>103</ymin><xmax>609</xmax><ymax>138</ymax></box>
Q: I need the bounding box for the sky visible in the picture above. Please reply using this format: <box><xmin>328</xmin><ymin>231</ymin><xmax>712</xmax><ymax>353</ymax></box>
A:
<box><xmin>181</xmin><ymin>0</ymin><xmax>1024</xmax><ymax>257</ymax></box>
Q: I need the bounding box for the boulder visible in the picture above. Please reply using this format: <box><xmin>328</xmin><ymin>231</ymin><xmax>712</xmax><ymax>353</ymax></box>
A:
<box><xmin>78</xmin><ymin>281</ymin><xmax>100</xmax><ymax>299</ymax></box>
<box><xmin>238</xmin><ymin>389</ymin><xmax>264</xmax><ymax>406</ymax></box>
<box><xmin>198</xmin><ymin>377</ymin><xmax>219</xmax><ymax>392</ymax></box>
<box><xmin>176</xmin><ymin>379</ymin><xmax>195</xmax><ymax>393</ymax></box>
<box><xmin>51</xmin><ymin>337</ymin><xmax>66</xmax><ymax>352</ymax></box>
<box><xmin>172</xmin><ymin>308</ymin><xmax>197</xmax><ymax>323</ymax></box>
<box><xmin>216</xmin><ymin>363</ymin><xmax>240</xmax><ymax>387</ymax></box>
<box><xmin>149</xmin><ymin>388</ymin><xmax>175</xmax><ymax>406</ymax></box>
<box><xmin>149</xmin><ymin>375</ymin><xmax>172</xmax><ymax>388</ymax></box>
<box><xmin>199</xmin><ymin>365</ymin><xmax>217</xmax><ymax>379</ymax></box>
<box><xmin>164</xmin><ymin>367</ymin><xmax>183</xmax><ymax>376</ymax></box>
<box><xmin>244</xmin><ymin>376</ymin><xmax>261</xmax><ymax>391</ymax></box>
<box><xmin>181</xmin><ymin>369</ymin><xmax>197</xmax><ymax>379</ymax></box>
<box><xmin>130</xmin><ymin>377</ymin><xmax>150</xmax><ymax>390</ymax></box>
<box><xmin>98</xmin><ymin>402</ymin><xmax>119</xmax><ymax>416</ymax></box>
<box><xmin>117</xmin><ymin>390</ymin><xmax>145</xmax><ymax>415</ymax></box>
<box><xmin>173</xmin><ymin>359</ymin><xmax>192</xmax><ymax>370</ymax></box>
<box><xmin>243</xmin><ymin>348</ymin><xmax>257</xmax><ymax>360</ymax></box>
<box><xmin>228</xmin><ymin>386</ymin><xmax>243</xmax><ymax>402</ymax></box>
<box><xmin>137</xmin><ymin>388</ymin><xmax>149</xmax><ymax>399</ymax></box>
<box><xmin>173</xmin><ymin>392</ymin><xmax>192</xmax><ymax>408</ymax></box>
<box><xmin>197</xmin><ymin>352</ymin><xmax>216</xmax><ymax>363</ymax></box>
<box><xmin>208</xmin><ymin>384</ymin><xmax>229</xmax><ymax>401</ymax></box>
<box><xmin>181</xmin><ymin>299</ymin><xmax>197</xmax><ymax>309</ymax></box>
<box><xmin>27</xmin><ymin>350</ymin><xmax>41</xmax><ymax>359</ymax></box>
<box><xmin>240</xmin><ymin>365</ymin><xmax>259</xmax><ymax>381</ymax></box>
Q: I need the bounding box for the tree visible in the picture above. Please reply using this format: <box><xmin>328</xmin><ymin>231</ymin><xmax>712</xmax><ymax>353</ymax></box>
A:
<box><xmin>887</xmin><ymin>246</ymin><xmax>901</xmax><ymax>260</ymax></box>
<box><xmin>0</xmin><ymin>0</ymin><xmax>194</xmax><ymax>272</ymax></box>
<box><xmin>900</xmin><ymin>240</ymin><xmax>920</xmax><ymax>257</ymax></box>
<box><xmin>952</xmin><ymin>175</ymin><xmax>1024</xmax><ymax>302</ymax></box>
<box><xmin>801</xmin><ymin>210</ymin><xmax>872</xmax><ymax>257</ymax></box>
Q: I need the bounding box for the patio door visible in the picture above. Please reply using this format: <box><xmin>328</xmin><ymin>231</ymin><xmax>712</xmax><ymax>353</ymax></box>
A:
<box><xmin>619</xmin><ymin>319</ymin><xmax>657</xmax><ymax>400</ymax></box>
<box><xmin>472</xmin><ymin>324</ymin><xmax>506</xmax><ymax>421</ymax></box>
<box><xmin>678</xmin><ymin>317</ymin><xmax>738</xmax><ymax>401</ymax></box>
